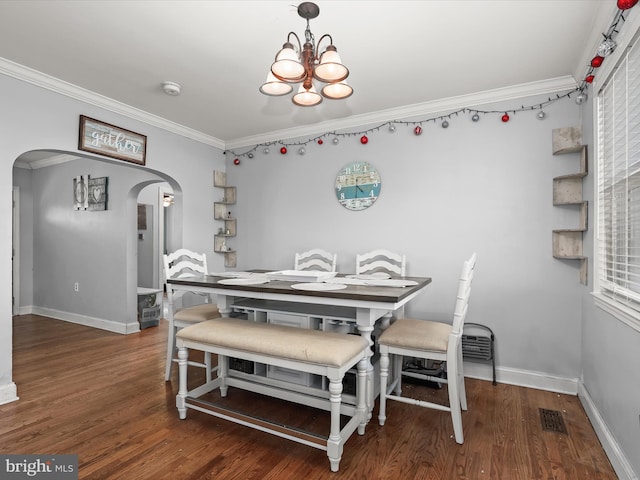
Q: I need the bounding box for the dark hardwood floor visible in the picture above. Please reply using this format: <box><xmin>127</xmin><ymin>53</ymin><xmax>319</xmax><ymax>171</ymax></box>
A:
<box><xmin>1</xmin><ymin>315</ymin><xmax>616</xmax><ymax>479</ymax></box>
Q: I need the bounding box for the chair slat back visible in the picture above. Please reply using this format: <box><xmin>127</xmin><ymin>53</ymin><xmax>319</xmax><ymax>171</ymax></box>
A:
<box><xmin>451</xmin><ymin>253</ymin><xmax>476</xmax><ymax>335</ymax></box>
<box><xmin>294</xmin><ymin>249</ymin><xmax>337</xmax><ymax>272</ymax></box>
<box><xmin>163</xmin><ymin>249</ymin><xmax>210</xmax><ymax>308</ymax></box>
<box><xmin>356</xmin><ymin>249</ymin><xmax>406</xmax><ymax>276</ymax></box>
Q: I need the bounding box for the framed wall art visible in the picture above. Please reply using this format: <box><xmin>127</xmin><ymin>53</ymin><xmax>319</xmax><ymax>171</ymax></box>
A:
<box><xmin>88</xmin><ymin>177</ymin><xmax>108</xmax><ymax>211</ymax></box>
<box><xmin>73</xmin><ymin>175</ymin><xmax>89</xmax><ymax>210</ymax></box>
<box><xmin>78</xmin><ymin>115</ymin><xmax>147</xmax><ymax>165</ymax></box>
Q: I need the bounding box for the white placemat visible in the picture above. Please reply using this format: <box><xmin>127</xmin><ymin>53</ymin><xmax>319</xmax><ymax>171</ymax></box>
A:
<box><xmin>345</xmin><ymin>273</ymin><xmax>391</xmax><ymax>280</ymax></box>
<box><xmin>218</xmin><ymin>278</ymin><xmax>270</xmax><ymax>285</ymax></box>
<box><xmin>291</xmin><ymin>282</ymin><xmax>347</xmax><ymax>291</ymax></box>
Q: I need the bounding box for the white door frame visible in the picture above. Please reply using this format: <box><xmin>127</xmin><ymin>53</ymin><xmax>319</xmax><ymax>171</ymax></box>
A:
<box><xmin>12</xmin><ymin>186</ymin><xmax>20</xmax><ymax>316</ymax></box>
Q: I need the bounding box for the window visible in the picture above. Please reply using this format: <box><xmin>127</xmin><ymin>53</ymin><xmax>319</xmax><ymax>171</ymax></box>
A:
<box><xmin>597</xmin><ymin>35</ymin><xmax>640</xmax><ymax>319</ymax></box>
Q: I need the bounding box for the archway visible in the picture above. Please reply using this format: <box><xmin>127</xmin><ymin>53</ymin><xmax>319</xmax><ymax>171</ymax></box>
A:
<box><xmin>12</xmin><ymin>149</ymin><xmax>183</xmax><ymax>334</ymax></box>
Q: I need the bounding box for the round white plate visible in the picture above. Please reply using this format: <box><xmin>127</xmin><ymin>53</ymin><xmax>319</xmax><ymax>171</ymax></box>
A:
<box><xmin>218</xmin><ymin>278</ymin><xmax>270</xmax><ymax>285</ymax></box>
<box><xmin>291</xmin><ymin>282</ymin><xmax>348</xmax><ymax>291</ymax></box>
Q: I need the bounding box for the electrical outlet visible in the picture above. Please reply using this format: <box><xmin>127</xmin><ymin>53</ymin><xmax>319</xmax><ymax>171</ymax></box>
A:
<box><xmin>74</xmin><ymin>282</ymin><xmax>79</xmax><ymax>292</ymax></box>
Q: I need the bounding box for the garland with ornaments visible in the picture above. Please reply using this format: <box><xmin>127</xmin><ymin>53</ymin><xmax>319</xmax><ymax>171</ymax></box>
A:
<box><xmin>227</xmin><ymin>0</ymin><xmax>637</xmax><ymax>165</ymax></box>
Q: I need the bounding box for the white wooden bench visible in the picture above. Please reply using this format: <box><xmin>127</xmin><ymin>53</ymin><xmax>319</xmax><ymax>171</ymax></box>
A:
<box><xmin>175</xmin><ymin>317</ymin><xmax>369</xmax><ymax>472</ymax></box>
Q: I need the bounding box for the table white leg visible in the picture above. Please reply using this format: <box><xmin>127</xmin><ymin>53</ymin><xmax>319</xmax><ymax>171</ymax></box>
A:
<box><xmin>177</xmin><ymin>347</ymin><xmax>188</xmax><ymax>419</ymax></box>
<box><xmin>216</xmin><ymin>293</ymin><xmax>233</xmax><ymax>316</ymax></box>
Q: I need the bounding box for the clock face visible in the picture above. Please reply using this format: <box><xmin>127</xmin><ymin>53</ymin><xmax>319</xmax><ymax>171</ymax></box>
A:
<box><xmin>335</xmin><ymin>161</ymin><xmax>381</xmax><ymax>211</ymax></box>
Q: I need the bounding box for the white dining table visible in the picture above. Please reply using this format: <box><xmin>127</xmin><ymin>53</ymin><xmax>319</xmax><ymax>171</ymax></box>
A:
<box><xmin>167</xmin><ymin>270</ymin><xmax>432</xmax><ymax>416</ymax></box>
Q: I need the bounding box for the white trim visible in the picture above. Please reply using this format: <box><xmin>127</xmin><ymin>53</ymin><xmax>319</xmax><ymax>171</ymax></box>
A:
<box><xmin>15</xmin><ymin>154</ymin><xmax>79</xmax><ymax>170</ymax></box>
<box><xmin>0</xmin><ymin>57</ymin><xmax>225</xmax><ymax>150</ymax></box>
<box><xmin>592</xmin><ymin>293</ymin><xmax>640</xmax><ymax>334</ymax></box>
<box><xmin>578</xmin><ymin>382</ymin><xmax>639</xmax><ymax>480</ymax></box>
<box><xmin>463</xmin><ymin>362</ymin><xmax>578</xmax><ymax>395</ymax></box>
<box><xmin>12</xmin><ymin>187</ymin><xmax>19</xmax><ymax>316</ymax></box>
<box><xmin>225</xmin><ymin>76</ymin><xmax>577</xmax><ymax>149</ymax></box>
<box><xmin>29</xmin><ymin>306</ymin><xmax>140</xmax><ymax>334</ymax></box>
<box><xmin>0</xmin><ymin>382</ymin><xmax>19</xmax><ymax>406</ymax></box>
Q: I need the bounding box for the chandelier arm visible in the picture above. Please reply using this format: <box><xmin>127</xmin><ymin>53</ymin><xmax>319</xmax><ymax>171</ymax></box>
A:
<box><xmin>286</xmin><ymin>32</ymin><xmax>302</xmax><ymax>54</ymax></box>
<box><xmin>315</xmin><ymin>34</ymin><xmax>334</xmax><ymax>55</ymax></box>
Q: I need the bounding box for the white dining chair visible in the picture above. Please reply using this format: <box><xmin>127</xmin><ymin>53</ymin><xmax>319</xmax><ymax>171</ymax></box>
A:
<box><xmin>356</xmin><ymin>249</ymin><xmax>407</xmax><ymax>326</ymax></box>
<box><xmin>377</xmin><ymin>253</ymin><xmax>476</xmax><ymax>444</ymax></box>
<box><xmin>356</xmin><ymin>249</ymin><xmax>406</xmax><ymax>276</ymax></box>
<box><xmin>163</xmin><ymin>248</ymin><xmax>221</xmax><ymax>381</ymax></box>
<box><xmin>294</xmin><ymin>248</ymin><xmax>337</xmax><ymax>272</ymax></box>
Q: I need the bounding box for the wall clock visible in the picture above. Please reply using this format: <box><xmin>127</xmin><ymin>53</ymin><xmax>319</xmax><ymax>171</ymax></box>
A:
<box><xmin>335</xmin><ymin>161</ymin><xmax>381</xmax><ymax>211</ymax></box>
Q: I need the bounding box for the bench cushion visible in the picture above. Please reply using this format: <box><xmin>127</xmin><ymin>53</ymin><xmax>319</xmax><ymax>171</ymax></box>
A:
<box><xmin>176</xmin><ymin>318</ymin><xmax>368</xmax><ymax>367</ymax></box>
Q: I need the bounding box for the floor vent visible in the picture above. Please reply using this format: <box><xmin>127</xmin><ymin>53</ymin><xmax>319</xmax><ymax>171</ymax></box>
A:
<box><xmin>539</xmin><ymin>408</ymin><xmax>568</xmax><ymax>434</ymax></box>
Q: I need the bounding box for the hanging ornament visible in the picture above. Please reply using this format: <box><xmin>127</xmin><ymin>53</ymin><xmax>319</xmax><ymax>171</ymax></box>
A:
<box><xmin>233</xmin><ymin>158</ymin><xmax>240</xmax><ymax>165</ymax></box>
<box><xmin>585</xmin><ymin>75</ymin><xmax>595</xmax><ymax>83</ymax></box>
<box><xmin>389</xmin><ymin>124</ymin><xmax>396</xmax><ymax>133</ymax></box>
<box><xmin>414</xmin><ymin>125</ymin><xmax>423</xmax><ymax>135</ymax></box>
<box><xmin>298</xmin><ymin>146</ymin><xmax>306</xmax><ymax>155</ymax></box>
<box><xmin>501</xmin><ymin>113</ymin><xmax>510</xmax><ymax>122</ymax></box>
<box><xmin>333</xmin><ymin>137</ymin><xmax>340</xmax><ymax>145</ymax></box>
<box><xmin>280</xmin><ymin>146</ymin><xmax>287</xmax><ymax>154</ymax></box>
<box><xmin>575</xmin><ymin>91</ymin><xmax>588</xmax><ymax>105</ymax></box>
<box><xmin>537</xmin><ymin>110</ymin><xmax>546</xmax><ymax>120</ymax></box>
<box><xmin>360</xmin><ymin>135</ymin><xmax>368</xmax><ymax>144</ymax></box>
<box><xmin>247</xmin><ymin>152</ymin><xmax>254</xmax><ymax>159</ymax></box>
<box><xmin>263</xmin><ymin>147</ymin><xmax>270</xmax><ymax>154</ymax></box>
<box><xmin>441</xmin><ymin>120</ymin><xmax>449</xmax><ymax>129</ymax></box>
<box><xmin>471</xmin><ymin>113</ymin><xmax>480</xmax><ymax>122</ymax></box>
<box><xmin>591</xmin><ymin>56</ymin><xmax>604</xmax><ymax>68</ymax></box>
<box><xmin>618</xmin><ymin>0</ymin><xmax>638</xmax><ymax>9</ymax></box>
<box><xmin>597</xmin><ymin>39</ymin><xmax>617</xmax><ymax>57</ymax></box>
<box><xmin>317</xmin><ymin>139</ymin><xmax>323</xmax><ymax>145</ymax></box>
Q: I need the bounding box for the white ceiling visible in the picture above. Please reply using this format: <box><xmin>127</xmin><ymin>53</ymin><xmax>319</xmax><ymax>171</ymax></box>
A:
<box><xmin>0</xmin><ymin>1</ymin><xmax>615</xmax><ymax>150</ymax></box>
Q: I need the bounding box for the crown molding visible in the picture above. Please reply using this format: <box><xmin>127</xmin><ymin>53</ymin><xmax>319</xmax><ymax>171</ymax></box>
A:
<box><xmin>0</xmin><ymin>57</ymin><xmax>225</xmax><ymax>150</ymax></box>
<box><xmin>14</xmin><ymin>153</ymin><xmax>80</xmax><ymax>170</ymax></box>
<box><xmin>0</xmin><ymin>56</ymin><xmax>578</xmax><ymax>154</ymax></box>
<box><xmin>225</xmin><ymin>76</ymin><xmax>578</xmax><ymax>150</ymax></box>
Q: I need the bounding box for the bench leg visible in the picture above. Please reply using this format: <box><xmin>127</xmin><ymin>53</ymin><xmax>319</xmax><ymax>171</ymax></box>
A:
<box><xmin>176</xmin><ymin>347</ymin><xmax>188</xmax><ymax>420</ymax></box>
<box><xmin>218</xmin><ymin>354</ymin><xmax>228</xmax><ymax>397</ymax></box>
<box><xmin>356</xmin><ymin>357</ymin><xmax>368</xmax><ymax>435</ymax></box>
<box><xmin>327</xmin><ymin>378</ymin><xmax>343</xmax><ymax>472</ymax></box>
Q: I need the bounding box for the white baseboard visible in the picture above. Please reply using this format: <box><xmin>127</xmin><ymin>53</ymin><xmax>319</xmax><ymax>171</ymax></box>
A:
<box><xmin>578</xmin><ymin>383</ymin><xmax>638</xmax><ymax>480</ymax></box>
<box><xmin>0</xmin><ymin>382</ymin><xmax>19</xmax><ymax>406</ymax></box>
<box><xmin>27</xmin><ymin>306</ymin><xmax>140</xmax><ymax>334</ymax></box>
<box><xmin>463</xmin><ymin>361</ymin><xmax>579</xmax><ymax>394</ymax></box>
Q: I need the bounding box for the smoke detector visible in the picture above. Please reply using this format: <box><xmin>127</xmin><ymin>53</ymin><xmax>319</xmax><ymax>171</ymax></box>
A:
<box><xmin>162</xmin><ymin>81</ymin><xmax>181</xmax><ymax>96</ymax></box>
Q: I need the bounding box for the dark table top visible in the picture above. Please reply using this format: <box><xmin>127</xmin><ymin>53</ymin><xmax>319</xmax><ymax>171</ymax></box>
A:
<box><xmin>167</xmin><ymin>271</ymin><xmax>432</xmax><ymax>304</ymax></box>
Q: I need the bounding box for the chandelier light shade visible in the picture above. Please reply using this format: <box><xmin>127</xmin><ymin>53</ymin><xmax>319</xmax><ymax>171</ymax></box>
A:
<box><xmin>260</xmin><ymin>2</ymin><xmax>352</xmax><ymax>106</ymax></box>
<box><xmin>321</xmin><ymin>80</ymin><xmax>353</xmax><ymax>100</ymax></box>
<box><xmin>260</xmin><ymin>72</ymin><xmax>293</xmax><ymax>96</ymax></box>
<box><xmin>292</xmin><ymin>84</ymin><xmax>323</xmax><ymax>106</ymax></box>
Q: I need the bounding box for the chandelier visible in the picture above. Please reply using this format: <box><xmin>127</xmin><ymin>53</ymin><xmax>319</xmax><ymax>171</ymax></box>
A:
<box><xmin>259</xmin><ymin>2</ymin><xmax>352</xmax><ymax>107</ymax></box>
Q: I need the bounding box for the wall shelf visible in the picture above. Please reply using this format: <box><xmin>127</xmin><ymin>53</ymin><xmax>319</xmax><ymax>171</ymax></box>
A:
<box><xmin>551</xmin><ymin>127</ymin><xmax>588</xmax><ymax>285</ymax></box>
<box><xmin>214</xmin><ymin>170</ymin><xmax>237</xmax><ymax>268</ymax></box>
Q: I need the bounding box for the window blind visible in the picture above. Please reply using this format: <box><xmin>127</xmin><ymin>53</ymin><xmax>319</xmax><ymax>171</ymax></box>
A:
<box><xmin>597</xmin><ymin>36</ymin><xmax>640</xmax><ymax>312</ymax></box>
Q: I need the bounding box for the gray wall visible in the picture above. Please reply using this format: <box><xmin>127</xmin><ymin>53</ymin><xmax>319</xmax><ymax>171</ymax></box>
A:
<box><xmin>228</xmin><ymin>93</ymin><xmax>586</xmax><ymax>387</ymax></box>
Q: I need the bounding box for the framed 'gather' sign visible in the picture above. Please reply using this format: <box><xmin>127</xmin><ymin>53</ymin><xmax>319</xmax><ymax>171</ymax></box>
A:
<box><xmin>78</xmin><ymin>115</ymin><xmax>147</xmax><ymax>165</ymax></box>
